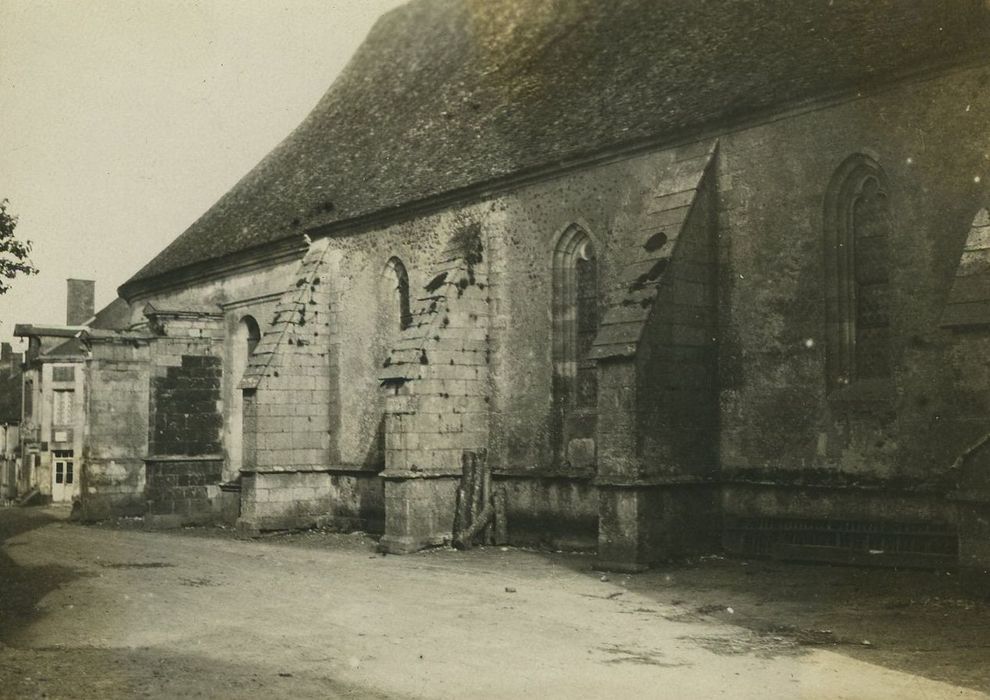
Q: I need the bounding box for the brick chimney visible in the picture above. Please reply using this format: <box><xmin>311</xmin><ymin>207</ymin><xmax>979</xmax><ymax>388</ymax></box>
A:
<box><xmin>66</xmin><ymin>279</ymin><xmax>95</xmax><ymax>326</ymax></box>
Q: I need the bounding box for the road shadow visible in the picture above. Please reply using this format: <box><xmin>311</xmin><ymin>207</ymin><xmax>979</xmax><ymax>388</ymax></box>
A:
<box><xmin>0</xmin><ymin>506</ymin><xmax>89</xmax><ymax>645</ymax></box>
<box><xmin>88</xmin><ymin>516</ymin><xmax>383</xmax><ymax>555</ymax></box>
<box><xmin>538</xmin><ymin>548</ymin><xmax>990</xmax><ymax>694</ymax></box>
<box><xmin>0</xmin><ymin>643</ymin><xmax>400</xmax><ymax>699</ymax></box>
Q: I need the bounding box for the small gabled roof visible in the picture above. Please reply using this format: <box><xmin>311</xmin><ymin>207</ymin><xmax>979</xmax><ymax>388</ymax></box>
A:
<box><xmin>15</xmin><ymin>298</ymin><xmax>134</xmax><ymax>361</ymax></box>
<box><xmin>13</xmin><ymin>324</ymin><xmax>86</xmax><ymax>339</ymax></box>
<box><xmin>123</xmin><ymin>0</ymin><xmax>990</xmax><ymax>294</ymax></box>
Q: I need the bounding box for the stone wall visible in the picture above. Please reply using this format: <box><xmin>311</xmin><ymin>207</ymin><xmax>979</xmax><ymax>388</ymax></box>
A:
<box><xmin>718</xmin><ymin>63</ymin><xmax>990</xmax><ymax>482</ymax></box>
<box><xmin>80</xmin><ymin>340</ymin><xmax>150</xmax><ymax>520</ymax></box>
<box><xmin>236</xmin><ymin>240</ymin><xmax>343</xmax><ymax>532</ymax></box>
<box><xmin>238</xmin><ymin>470</ymin><xmax>382</xmax><ymax>532</ymax></box>
<box><xmin>590</xmin><ymin>144</ymin><xmax>722</xmax><ymax>568</ymax></box>
<box><xmin>714</xmin><ymin>63</ymin><xmax>990</xmax><ymax>550</ymax></box>
<box><xmin>239</xmin><ymin>240</ymin><xmax>335</xmax><ymax>473</ymax></box>
<box><xmin>378</xmin><ymin>222</ymin><xmax>493</xmax><ymax>552</ymax></box>
<box><xmin>497</xmin><ymin>475</ymin><xmax>598</xmax><ymax>551</ymax></box>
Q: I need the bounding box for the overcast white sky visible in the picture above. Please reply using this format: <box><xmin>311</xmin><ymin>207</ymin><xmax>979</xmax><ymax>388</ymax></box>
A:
<box><xmin>0</xmin><ymin>0</ymin><xmax>405</xmax><ymax>349</ymax></box>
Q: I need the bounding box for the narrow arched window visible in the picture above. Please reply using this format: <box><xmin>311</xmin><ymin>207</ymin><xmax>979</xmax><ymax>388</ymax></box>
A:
<box><xmin>552</xmin><ymin>225</ymin><xmax>599</xmax><ymax>415</ymax></box>
<box><xmin>383</xmin><ymin>257</ymin><xmax>412</xmax><ymax>332</ymax></box>
<box><xmin>824</xmin><ymin>155</ymin><xmax>892</xmax><ymax>391</ymax></box>
<box><xmin>241</xmin><ymin>315</ymin><xmax>261</xmax><ymax>359</ymax></box>
<box><xmin>228</xmin><ymin>314</ymin><xmax>262</xmax><ymax>478</ymax></box>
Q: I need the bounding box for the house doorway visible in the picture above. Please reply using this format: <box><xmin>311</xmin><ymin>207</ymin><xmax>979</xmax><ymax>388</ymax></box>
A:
<box><xmin>51</xmin><ymin>450</ymin><xmax>76</xmax><ymax>502</ymax></box>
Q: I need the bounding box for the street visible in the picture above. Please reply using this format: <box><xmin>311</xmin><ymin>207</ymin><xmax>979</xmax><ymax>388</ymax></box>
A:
<box><xmin>1</xmin><ymin>506</ymin><xmax>988</xmax><ymax>699</ymax></box>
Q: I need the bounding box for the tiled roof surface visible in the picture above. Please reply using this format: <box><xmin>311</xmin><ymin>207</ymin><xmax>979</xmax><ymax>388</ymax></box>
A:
<box><xmin>125</xmin><ymin>0</ymin><xmax>990</xmax><ymax>289</ymax></box>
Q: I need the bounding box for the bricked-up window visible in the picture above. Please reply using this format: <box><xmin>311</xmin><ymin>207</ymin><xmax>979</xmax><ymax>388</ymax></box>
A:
<box><xmin>824</xmin><ymin>154</ymin><xmax>893</xmax><ymax>391</ymax></box>
<box><xmin>52</xmin><ymin>366</ymin><xmax>75</xmax><ymax>382</ymax></box>
<box><xmin>552</xmin><ymin>224</ymin><xmax>600</xmax><ymax>415</ymax></box>
<box><xmin>53</xmin><ymin>389</ymin><xmax>74</xmax><ymax>426</ymax></box>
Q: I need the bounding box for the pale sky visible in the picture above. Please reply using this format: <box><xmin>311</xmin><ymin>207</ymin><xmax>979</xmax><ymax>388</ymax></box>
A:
<box><xmin>0</xmin><ymin>0</ymin><xmax>406</xmax><ymax>349</ymax></box>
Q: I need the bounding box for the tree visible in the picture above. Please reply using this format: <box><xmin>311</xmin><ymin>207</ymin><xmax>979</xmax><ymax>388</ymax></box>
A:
<box><xmin>0</xmin><ymin>199</ymin><xmax>39</xmax><ymax>294</ymax></box>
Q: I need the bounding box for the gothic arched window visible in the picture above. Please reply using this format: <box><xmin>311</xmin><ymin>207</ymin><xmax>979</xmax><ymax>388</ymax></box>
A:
<box><xmin>824</xmin><ymin>154</ymin><xmax>893</xmax><ymax>391</ymax></box>
<box><xmin>552</xmin><ymin>225</ymin><xmax>600</xmax><ymax>416</ymax></box>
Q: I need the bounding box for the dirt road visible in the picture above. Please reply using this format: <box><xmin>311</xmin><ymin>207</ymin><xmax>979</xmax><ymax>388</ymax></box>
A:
<box><xmin>1</xmin><ymin>506</ymin><xmax>988</xmax><ymax>699</ymax></box>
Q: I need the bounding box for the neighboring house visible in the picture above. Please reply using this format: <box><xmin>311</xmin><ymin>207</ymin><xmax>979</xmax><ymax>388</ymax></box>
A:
<box><xmin>14</xmin><ymin>280</ymin><xmax>94</xmax><ymax>504</ymax></box>
<box><xmin>0</xmin><ymin>343</ymin><xmax>23</xmax><ymax>501</ymax></box>
<box><xmin>13</xmin><ymin>281</ymin><xmax>132</xmax><ymax>506</ymax></box>
<box><xmin>16</xmin><ymin>1</ymin><xmax>990</xmax><ymax>587</ymax></box>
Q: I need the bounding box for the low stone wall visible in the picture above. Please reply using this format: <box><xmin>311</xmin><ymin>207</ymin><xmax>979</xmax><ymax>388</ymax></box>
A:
<box><xmin>496</xmin><ymin>475</ymin><xmax>598</xmax><ymax>552</ymax></box>
<box><xmin>646</xmin><ymin>485</ymin><xmax>721</xmax><ymax>559</ymax></box>
<box><xmin>722</xmin><ymin>482</ymin><xmax>955</xmax><ymax>524</ymax></box>
<box><xmin>597</xmin><ymin>483</ymin><xmax>721</xmax><ymax>571</ymax></box>
<box><xmin>145</xmin><ymin>457</ymin><xmax>224</xmax><ymax>528</ymax></box>
<box><xmin>722</xmin><ymin>483</ymin><xmax>957</xmax><ymax>567</ymax></box>
<box><xmin>238</xmin><ymin>470</ymin><xmax>384</xmax><ymax>534</ymax></box>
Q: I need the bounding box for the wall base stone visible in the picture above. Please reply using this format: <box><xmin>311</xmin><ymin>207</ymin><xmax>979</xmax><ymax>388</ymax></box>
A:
<box><xmin>723</xmin><ymin>483</ymin><xmax>958</xmax><ymax>567</ymax></box>
<box><xmin>379</xmin><ymin>474</ymin><xmax>458</xmax><ymax>553</ymax></box>
<box><xmin>596</xmin><ymin>483</ymin><xmax>721</xmax><ymax>572</ymax></box>
<box><xmin>236</xmin><ymin>469</ymin><xmax>384</xmax><ymax>534</ymax></box>
<box><xmin>144</xmin><ymin>457</ymin><xmax>224</xmax><ymax>529</ymax></box>
<box><xmin>79</xmin><ymin>458</ymin><xmax>146</xmax><ymax>521</ymax></box>
<box><xmin>596</xmin><ymin>487</ymin><xmax>649</xmax><ymax>572</ymax></box>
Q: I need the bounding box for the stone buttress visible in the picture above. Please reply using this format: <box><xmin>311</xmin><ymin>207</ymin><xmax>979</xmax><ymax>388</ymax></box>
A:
<box><xmin>943</xmin><ymin>209</ymin><xmax>990</xmax><ymax>596</ymax></box>
<box><xmin>378</xmin><ymin>224</ymin><xmax>492</xmax><ymax>553</ymax></box>
<box><xmin>236</xmin><ymin>238</ymin><xmax>341</xmax><ymax>533</ymax></box>
<box><xmin>590</xmin><ymin>141</ymin><xmax>721</xmax><ymax>571</ymax></box>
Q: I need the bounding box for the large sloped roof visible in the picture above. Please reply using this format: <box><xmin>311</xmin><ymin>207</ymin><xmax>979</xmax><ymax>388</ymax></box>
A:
<box><xmin>123</xmin><ymin>0</ymin><xmax>990</xmax><ymax>292</ymax></box>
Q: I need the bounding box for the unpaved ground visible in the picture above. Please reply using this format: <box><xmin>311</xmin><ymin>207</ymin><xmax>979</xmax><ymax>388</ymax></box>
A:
<box><xmin>1</xmin><ymin>506</ymin><xmax>989</xmax><ymax>699</ymax></box>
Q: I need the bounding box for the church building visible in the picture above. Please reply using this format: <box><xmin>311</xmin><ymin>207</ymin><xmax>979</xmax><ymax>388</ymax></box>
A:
<box><xmin>55</xmin><ymin>0</ymin><xmax>990</xmax><ymax>583</ymax></box>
